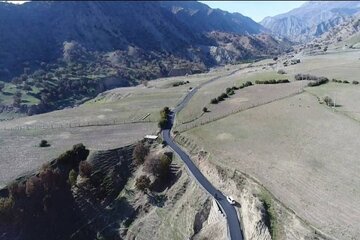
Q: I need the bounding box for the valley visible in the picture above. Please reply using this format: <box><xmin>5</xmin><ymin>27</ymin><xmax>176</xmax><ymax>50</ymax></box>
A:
<box><xmin>1</xmin><ymin>1</ymin><xmax>360</xmax><ymax>240</ymax></box>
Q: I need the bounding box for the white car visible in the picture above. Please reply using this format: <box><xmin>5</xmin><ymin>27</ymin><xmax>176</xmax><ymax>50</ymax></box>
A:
<box><xmin>226</xmin><ymin>196</ymin><xmax>235</xmax><ymax>205</ymax></box>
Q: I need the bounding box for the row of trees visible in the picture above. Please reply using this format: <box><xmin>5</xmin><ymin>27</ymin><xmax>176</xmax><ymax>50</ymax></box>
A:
<box><xmin>210</xmin><ymin>81</ymin><xmax>253</xmax><ymax>104</ymax></box>
<box><xmin>172</xmin><ymin>80</ymin><xmax>189</xmax><ymax>87</ymax></box>
<box><xmin>294</xmin><ymin>73</ymin><xmax>322</xmax><ymax>81</ymax></box>
<box><xmin>255</xmin><ymin>79</ymin><xmax>289</xmax><ymax>84</ymax></box>
<box><xmin>307</xmin><ymin>77</ymin><xmax>329</xmax><ymax>87</ymax></box>
<box><xmin>332</xmin><ymin>79</ymin><xmax>359</xmax><ymax>85</ymax></box>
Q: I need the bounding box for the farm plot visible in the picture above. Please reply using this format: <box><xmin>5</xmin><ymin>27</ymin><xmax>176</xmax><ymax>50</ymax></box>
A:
<box><xmin>176</xmin><ymin>68</ymin><xmax>292</xmax><ymax>126</ymax></box>
<box><xmin>284</xmin><ymin>49</ymin><xmax>360</xmax><ymax>82</ymax></box>
<box><xmin>305</xmin><ymin>82</ymin><xmax>360</xmax><ymax>122</ymax></box>
<box><xmin>182</xmin><ymin>92</ymin><xmax>360</xmax><ymax>240</ymax></box>
<box><xmin>176</xmin><ymin>80</ymin><xmax>305</xmax><ymax>132</ymax></box>
<box><xmin>0</xmin><ymin>122</ymin><xmax>156</xmax><ymax>186</ymax></box>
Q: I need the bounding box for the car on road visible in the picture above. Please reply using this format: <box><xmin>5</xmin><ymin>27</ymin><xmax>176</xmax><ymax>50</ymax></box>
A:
<box><xmin>226</xmin><ymin>196</ymin><xmax>235</xmax><ymax>205</ymax></box>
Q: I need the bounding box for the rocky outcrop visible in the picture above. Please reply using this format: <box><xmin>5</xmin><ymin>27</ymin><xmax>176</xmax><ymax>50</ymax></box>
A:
<box><xmin>260</xmin><ymin>1</ymin><xmax>360</xmax><ymax>42</ymax></box>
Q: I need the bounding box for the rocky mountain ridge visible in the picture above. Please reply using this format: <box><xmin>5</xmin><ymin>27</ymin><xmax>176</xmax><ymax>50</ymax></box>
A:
<box><xmin>261</xmin><ymin>1</ymin><xmax>360</xmax><ymax>42</ymax></box>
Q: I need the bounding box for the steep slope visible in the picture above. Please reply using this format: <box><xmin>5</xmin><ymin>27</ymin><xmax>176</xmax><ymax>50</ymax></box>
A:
<box><xmin>261</xmin><ymin>1</ymin><xmax>360</xmax><ymax>42</ymax></box>
<box><xmin>0</xmin><ymin>1</ymin><xmax>198</xmax><ymax>78</ymax></box>
<box><xmin>0</xmin><ymin>1</ymin><xmax>272</xmax><ymax>80</ymax></box>
<box><xmin>0</xmin><ymin>1</ymin><xmax>292</xmax><ymax>117</ymax></box>
<box><xmin>315</xmin><ymin>14</ymin><xmax>360</xmax><ymax>48</ymax></box>
<box><xmin>160</xmin><ymin>1</ymin><xmax>265</xmax><ymax>35</ymax></box>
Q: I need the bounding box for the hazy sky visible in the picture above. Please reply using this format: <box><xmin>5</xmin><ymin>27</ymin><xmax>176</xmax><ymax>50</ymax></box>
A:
<box><xmin>200</xmin><ymin>1</ymin><xmax>306</xmax><ymax>22</ymax></box>
<box><xmin>3</xmin><ymin>1</ymin><xmax>306</xmax><ymax>22</ymax></box>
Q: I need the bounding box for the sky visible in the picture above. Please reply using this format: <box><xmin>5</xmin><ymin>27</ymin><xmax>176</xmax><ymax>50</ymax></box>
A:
<box><xmin>200</xmin><ymin>1</ymin><xmax>306</xmax><ymax>22</ymax></box>
<box><xmin>2</xmin><ymin>1</ymin><xmax>28</xmax><ymax>4</ymax></box>
<box><xmin>3</xmin><ymin>1</ymin><xmax>306</xmax><ymax>22</ymax></box>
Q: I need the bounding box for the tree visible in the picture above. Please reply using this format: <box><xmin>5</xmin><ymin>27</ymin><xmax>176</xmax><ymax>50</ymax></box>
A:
<box><xmin>79</xmin><ymin>161</ymin><xmax>93</xmax><ymax>178</ymax></box>
<box><xmin>39</xmin><ymin>140</ymin><xmax>50</xmax><ymax>147</ymax></box>
<box><xmin>68</xmin><ymin>169</ymin><xmax>78</xmax><ymax>186</ymax></box>
<box><xmin>210</xmin><ymin>98</ymin><xmax>218</xmax><ymax>104</ymax></box>
<box><xmin>144</xmin><ymin>154</ymin><xmax>172</xmax><ymax>178</ymax></box>
<box><xmin>202</xmin><ymin>107</ymin><xmax>208</xmax><ymax>113</ymax></box>
<box><xmin>133</xmin><ymin>141</ymin><xmax>149</xmax><ymax>165</ymax></box>
<box><xmin>0</xmin><ymin>82</ymin><xmax>4</xmax><ymax>92</ymax></box>
<box><xmin>323</xmin><ymin>96</ymin><xmax>334</xmax><ymax>106</ymax></box>
<box><xmin>12</xmin><ymin>91</ymin><xmax>22</xmax><ymax>107</ymax></box>
<box><xmin>135</xmin><ymin>175</ymin><xmax>151</xmax><ymax>192</ymax></box>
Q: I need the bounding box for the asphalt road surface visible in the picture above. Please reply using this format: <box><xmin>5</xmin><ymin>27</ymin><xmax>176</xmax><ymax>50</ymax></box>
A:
<box><xmin>162</xmin><ymin>71</ymin><xmax>244</xmax><ymax>240</ymax></box>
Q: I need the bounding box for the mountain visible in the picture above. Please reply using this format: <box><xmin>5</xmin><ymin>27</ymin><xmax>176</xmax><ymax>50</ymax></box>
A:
<box><xmin>312</xmin><ymin>13</ymin><xmax>360</xmax><ymax>48</ymax></box>
<box><xmin>261</xmin><ymin>1</ymin><xmax>360</xmax><ymax>42</ymax></box>
<box><xmin>160</xmin><ymin>1</ymin><xmax>265</xmax><ymax>35</ymax></box>
<box><xmin>0</xmin><ymin>1</ymin><xmax>275</xmax><ymax>79</ymax></box>
<box><xmin>0</xmin><ymin>1</ymin><xmax>292</xmax><ymax>117</ymax></box>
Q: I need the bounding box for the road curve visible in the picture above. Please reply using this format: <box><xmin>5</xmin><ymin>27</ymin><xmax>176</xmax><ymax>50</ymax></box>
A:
<box><xmin>162</xmin><ymin>71</ymin><xmax>244</xmax><ymax>240</ymax></box>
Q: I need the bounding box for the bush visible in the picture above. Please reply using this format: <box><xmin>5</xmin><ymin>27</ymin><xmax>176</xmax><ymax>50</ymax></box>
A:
<box><xmin>158</xmin><ymin>118</ymin><xmax>168</xmax><ymax>129</ymax></box>
<box><xmin>68</xmin><ymin>169</ymin><xmax>78</xmax><ymax>186</ymax></box>
<box><xmin>0</xmin><ymin>82</ymin><xmax>5</xmax><ymax>92</ymax></box>
<box><xmin>210</xmin><ymin>98</ymin><xmax>218</xmax><ymax>104</ymax></box>
<box><xmin>202</xmin><ymin>107</ymin><xmax>208</xmax><ymax>112</ymax></box>
<box><xmin>352</xmin><ymin>81</ymin><xmax>359</xmax><ymax>85</ymax></box>
<box><xmin>144</xmin><ymin>154</ymin><xmax>172</xmax><ymax>178</ymax></box>
<box><xmin>133</xmin><ymin>141</ymin><xmax>149</xmax><ymax>165</ymax></box>
<box><xmin>323</xmin><ymin>96</ymin><xmax>334</xmax><ymax>106</ymax></box>
<box><xmin>277</xmin><ymin>69</ymin><xmax>286</xmax><ymax>74</ymax></box>
<box><xmin>57</xmin><ymin>143</ymin><xmax>89</xmax><ymax>167</ymax></box>
<box><xmin>79</xmin><ymin>161</ymin><xmax>93</xmax><ymax>178</ymax></box>
<box><xmin>39</xmin><ymin>140</ymin><xmax>50</xmax><ymax>148</ymax></box>
<box><xmin>307</xmin><ymin>77</ymin><xmax>329</xmax><ymax>87</ymax></box>
<box><xmin>0</xmin><ymin>197</ymin><xmax>14</xmax><ymax>218</ymax></box>
<box><xmin>135</xmin><ymin>175</ymin><xmax>151</xmax><ymax>192</ymax></box>
<box><xmin>220</xmin><ymin>93</ymin><xmax>228</xmax><ymax>99</ymax></box>
<box><xmin>343</xmin><ymin>80</ymin><xmax>349</xmax><ymax>84</ymax></box>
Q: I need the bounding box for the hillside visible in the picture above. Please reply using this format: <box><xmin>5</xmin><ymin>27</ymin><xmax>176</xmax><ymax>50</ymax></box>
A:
<box><xmin>261</xmin><ymin>1</ymin><xmax>360</xmax><ymax>42</ymax></box>
<box><xmin>0</xmin><ymin>1</ymin><xmax>292</xmax><ymax>118</ymax></box>
<box><xmin>314</xmin><ymin>14</ymin><xmax>360</xmax><ymax>48</ymax></box>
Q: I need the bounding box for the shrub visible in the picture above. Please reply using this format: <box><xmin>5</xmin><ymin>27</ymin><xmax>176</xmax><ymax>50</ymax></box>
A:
<box><xmin>277</xmin><ymin>69</ymin><xmax>286</xmax><ymax>74</ymax></box>
<box><xmin>323</xmin><ymin>96</ymin><xmax>334</xmax><ymax>106</ymax></box>
<box><xmin>307</xmin><ymin>77</ymin><xmax>329</xmax><ymax>87</ymax></box>
<box><xmin>39</xmin><ymin>140</ymin><xmax>50</xmax><ymax>148</ymax></box>
<box><xmin>352</xmin><ymin>81</ymin><xmax>359</xmax><ymax>85</ymax></box>
<box><xmin>135</xmin><ymin>175</ymin><xmax>151</xmax><ymax>192</ymax></box>
<box><xmin>244</xmin><ymin>81</ymin><xmax>253</xmax><ymax>87</ymax></box>
<box><xmin>220</xmin><ymin>93</ymin><xmax>228</xmax><ymax>99</ymax></box>
<box><xmin>210</xmin><ymin>98</ymin><xmax>218</xmax><ymax>104</ymax></box>
<box><xmin>68</xmin><ymin>169</ymin><xmax>78</xmax><ymax>186</ymax></box>
<box><xmin>202</xmin><ymin>107</ymin><xmax>208</xmax><ymax>112</ymax></box>
<box><xmin>79</xmin><ymin>161</ymin><xmax>93</xmax><ymax>178</ymax></box>
<box><xmin>343</xmin><ymin>80</ymin><xmax>349</xmax><ymax>84</ymax></box>
<box><xmin>0</xmin><ymin>82</ymin><xmax>5</xmax><ymax>92</ymax></box>
<box><xmin>144</xmin><ymin>154</ymin><xmax>172</xmax><ymax>178</ymax></box>
<box><xmin>0</xmin><ymin>197</ymin><xmax>14</xmax><ymax>218</ymax></box>
<box><xmin>57</xmin><ymin>143</ymin><xmax>89</xmax><ymax>166</ymax></box>
<box><xmin>158</xmin><ymin>118</ymin><xmax>168</xmax><ymax>129</ymax></box>
<box><xmin>133</xmin><ymin>141</ymin><xmax>149</xmax><ymax>165</ymax></box>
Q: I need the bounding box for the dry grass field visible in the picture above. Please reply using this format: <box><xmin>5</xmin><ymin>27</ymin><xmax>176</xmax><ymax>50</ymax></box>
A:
<box><xmin>306</xmin><ymin>82</ymin><xmax>360</xmax><ymax>122</ymax></box>
<box><xmin>175</xmin><ymin>66</ymin><xmax>293</xmax><ymax>125</ymax></box>
<box><xmin>175</xmin><ymin>81</ymin><xmax>305</xmax><ymax>132</ymax></box>
<box><xmin>0</xmin><ymin>65</ymin><xmax>241</xmax><ymax>186</ymax></box>
<box><xmin>182</xmin><ymin>92</ymin><xmax>360</xmax><ymax>240</ymax></box>
<box><xmin>0</xmin><ymin>123</ymin><xmax>156</xmax><ymax>186</ymax></box>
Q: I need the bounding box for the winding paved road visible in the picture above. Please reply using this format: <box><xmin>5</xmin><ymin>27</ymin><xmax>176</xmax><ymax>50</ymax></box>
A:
<box><xmin>162</xmin><ymin>71</ymin><xmax>244</xmax><ymax>240</ymax></box>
